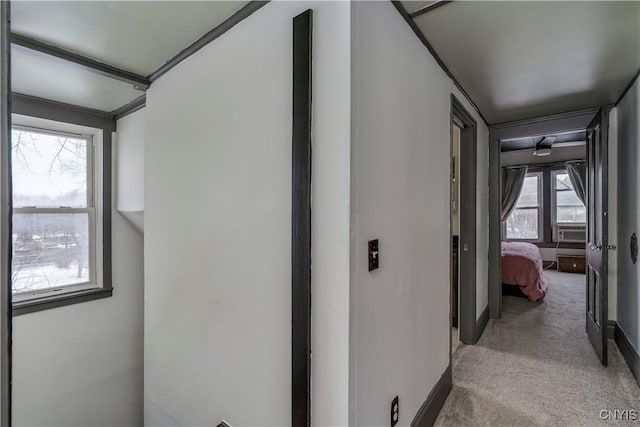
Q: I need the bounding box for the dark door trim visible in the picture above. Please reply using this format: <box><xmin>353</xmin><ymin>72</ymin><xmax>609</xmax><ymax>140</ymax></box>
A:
<box><xmin>451</xmin><ymin>95</ymin><xmax>478</xmax><ymax>345</ymax></box>
<box><xmin>1</xmin><ymin>1</ymin><xmax>11</xmax><ymax>425</ymax></box>
<box><xmin>488</xmin><ymin>136</ymin><xmax>502</xmax><ymax>319</ymax></box>
<box><xmin>585</xmin><ymin>107</ymin><xmax>609</xmax><ymax>365</ymax></box>
<box><xmin>291</xmin><ymin>9</ymin><xmax>312</xmax><ymax>427</ymax></box>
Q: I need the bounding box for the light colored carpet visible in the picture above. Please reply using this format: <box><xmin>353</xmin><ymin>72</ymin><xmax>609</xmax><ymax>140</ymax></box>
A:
<box><xmin>435</xmin><ymin>270</ymin><xmax>640</xmax><ymax>427</ymax></box>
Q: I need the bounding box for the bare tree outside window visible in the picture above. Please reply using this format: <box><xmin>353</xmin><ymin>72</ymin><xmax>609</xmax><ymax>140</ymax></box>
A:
<box><xmin>11</xmin><ymin>128</ymin><xmax>93</xmax><ymax>294</ymax></box>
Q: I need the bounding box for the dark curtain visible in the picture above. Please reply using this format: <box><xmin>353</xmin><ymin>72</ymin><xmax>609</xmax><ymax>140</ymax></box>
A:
<box><xmin>566</xmin><ymin>161</ymin><xmax>587</xmax><ymax>206</ymax></box>
<box><xmin>501</xmin><ymin>166</ymin><xmax>528</xmax><ymax>221</ymax></box>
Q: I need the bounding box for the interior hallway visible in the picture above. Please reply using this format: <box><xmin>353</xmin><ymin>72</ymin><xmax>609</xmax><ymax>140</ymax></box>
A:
<box><xmin>436</xmin><ymin>271</ymin><xmax>640</xmax><ymax>426</ymax></box>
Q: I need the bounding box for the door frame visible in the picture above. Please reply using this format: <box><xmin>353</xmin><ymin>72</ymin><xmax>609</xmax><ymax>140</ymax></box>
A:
<box><xmin>0</xmin><ymin>2</ymin><xmax>11</xmax><ymax>425</ymax></box>
<box><xmin>487</xmin><ymin>107</ymin><xmax>605</xmax><ymax>319</ymax></box>
<box><xmin>450</xmin><ymin>95</ymin><xmax>477</xmax><ymax>345</ymax></box>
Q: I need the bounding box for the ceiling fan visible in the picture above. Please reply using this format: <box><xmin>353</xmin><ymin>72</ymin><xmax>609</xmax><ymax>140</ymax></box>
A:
<box><xmin>532</xmin><ymin>136</ymin><xmax>585</xmax><ymax>156</ymax></box>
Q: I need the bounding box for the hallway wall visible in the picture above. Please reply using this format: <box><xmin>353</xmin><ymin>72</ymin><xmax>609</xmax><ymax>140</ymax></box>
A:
<box><xmin>350</xmin><ymin>2</ymin><xmax>488</xmax><ymax>425</ymax></box>
<box><xmin>616</xmin><ymin>77</ymin><xmax>640</xmax><ymax>349</ymax></box>
<box><xmin>144</xmin><ymin>2</ymin><xmax>351</xmax><ymax>425</ymax></box>
<box><xmin>116</xmin><ymin>109</ymin><xmax>145</xmax><ymax>212</ymax></box>
<box><xmin>13</xmin><ymin>127</ymin><xmax>144</xmax><ymax>427</ymax></box>
<box><xmin>116</xmin><ymin>109</ymin><xmax>145</xmax><ymax>233</ymax></box>
<box><xmin>475</xmin><ymin>108</ymin><xmax>490</xmax><ymax>321</ymax></box>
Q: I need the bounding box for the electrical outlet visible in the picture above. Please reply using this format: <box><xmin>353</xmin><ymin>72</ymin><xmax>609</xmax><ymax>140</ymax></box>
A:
<box><xmin>368</xmin><ymin>239</ymin><xmax>379</xmax><ymax>271</ymax></box>
<box><xmin>390</xmin><ymin>395</ymin><xmax>399</xmax><ymax>427</ymax></box>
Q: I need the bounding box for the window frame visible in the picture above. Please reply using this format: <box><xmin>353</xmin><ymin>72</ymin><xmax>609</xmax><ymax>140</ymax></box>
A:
<box><xmin>551</xmin><ymin>168</ymin><xmax>586</xmax><ymax>227</ymax></box>
<box><xmin>503</xmin><ymin>171</ymin><xmax>544</xmax><ymax>242</ymax></box>
<box><xmin>11</xmin><ymin>117</ymin><xmax>112</xmax><ymax>315</ymax></box>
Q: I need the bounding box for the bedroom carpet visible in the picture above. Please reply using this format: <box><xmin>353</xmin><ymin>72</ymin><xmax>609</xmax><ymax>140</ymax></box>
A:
<box><xmin>435</xmin><ymin>270</ymin><xmax>640</xmax><ymax>427</ymax></box>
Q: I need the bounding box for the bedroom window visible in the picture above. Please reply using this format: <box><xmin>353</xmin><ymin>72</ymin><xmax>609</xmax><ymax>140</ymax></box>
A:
<box><xmin>505</xmin><ymin>173</ymin><xmax>542</xmax><ymax>240</ymax></box>
<box><xmin>553</xmin><ymin>170</ymin><xmax>586</xmax><ymax>224</ymax></box>
<box><xmin>11</xmin><ymin>123</ymin><xmax>111</xmax><ymax>314</ymax></box>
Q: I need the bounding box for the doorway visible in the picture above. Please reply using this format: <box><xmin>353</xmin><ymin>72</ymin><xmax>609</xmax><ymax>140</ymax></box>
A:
<box><xmin>450</xmin><ymin>95</ymin><xmax>477</xmax><ymax>347</ymax></box>
<box><xmin>488</xmin><ymin>107</ymin><xmax>610</xmax><ymax>364</ymax></box>
<box><xmin>451</xmin><ymin>124</ymin><xmax>461</xmax><ymax>352</ymax></box>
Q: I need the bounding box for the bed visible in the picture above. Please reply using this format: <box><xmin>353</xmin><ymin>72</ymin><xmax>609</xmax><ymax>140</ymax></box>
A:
<box><xmin>501</xmin><ymin>241</ymin><xmax>548</xmax><ymax>301</ymax></box>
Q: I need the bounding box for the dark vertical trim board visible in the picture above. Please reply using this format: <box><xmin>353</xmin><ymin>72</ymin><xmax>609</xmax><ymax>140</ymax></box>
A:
<box><xmin>614</xmin><ymin>323</ymin><xmax>640</xmax><ymax>388</ymax></box>
<box><xmin>0</xmin><ymin>1</ymin><xmax>11</xmax><ymax>425</ymax></box>
<box><xmin>391</xmin><ymin>1</ymin><xmax>488</xmax><ymax>127</ymax></box>
<box><xmin>291</xmin><ymin>9</ymin><xmax>312</xmax><ymax>427</ymax></box>
<box><xmin>541</xmin><ymin>170</ymin><xmax>552</xmax><ymax>243</ymax></box>
<box><xmin>488</xmin><ymin>137</ymin><xmax>502</xmax><ymax>319</ymax></box>
<box><xmin>607</xmin><ymin>320</ymin><xmax>615</xmax><ymax>340</ymax></box>
<box><xmin>411</xmin><ymin>365</ymin><xmax>452</xmax><ymax>427</ymax></box>
<box><xmin>475</xmin><ymin>305</ymin><xmax>489</xmax><ymax>341</ymax></box>
<box><xmin>149</xmin><ymin>1</ymin><xmax>270</xmax><ymax>82</ymax></box>
<box><xmin>102</xmin><ymin>131</ymin><xmax>113</xmax><ymax>290</ymax></box>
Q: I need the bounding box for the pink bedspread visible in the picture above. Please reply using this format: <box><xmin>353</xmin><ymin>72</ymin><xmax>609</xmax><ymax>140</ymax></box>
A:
<box><xmin>501</xmin><ymin>241</ymin><xmax>548</xmax><ymax>301</ymax></box>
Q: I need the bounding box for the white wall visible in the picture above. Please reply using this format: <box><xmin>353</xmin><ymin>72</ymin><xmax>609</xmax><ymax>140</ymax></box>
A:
<box><xmin>116</xmin><ymin>109</ymin><xmax>145</xmax><ymax>232</ymax></box>
<box><xmin>616</xmin><ymin>77</ymin><xmax>640</xmax><ymax>349</ymax></box>
<box><xmin>144</xmin><ymin>1</ymin><xmax>350</xmax><ymax>425</ymax></box>
<box><xmin>116</xmin><ymin>109</ymin><xmax>144</xmax><ymax>211</ymax></box>
<box><xmin>12</xmin><ymin>127</ymin><xmax>144</xmax><ymax>426</ymax></box>
<box><xmin>350</xmin><ymin>2</ymin><xmax>488</xmax><ymax>425</ymax></box>
<box><xmin>470</xmin><ymin>95</ymin><xmax>490</xmax><ymax>320</ymax></box>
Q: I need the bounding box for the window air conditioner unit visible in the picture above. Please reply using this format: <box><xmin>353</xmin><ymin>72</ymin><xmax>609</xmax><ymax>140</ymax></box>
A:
<box><xmin>553</xmin><ymin>224</ymin><xmax>586</xmax><ymax>243</ymax></box>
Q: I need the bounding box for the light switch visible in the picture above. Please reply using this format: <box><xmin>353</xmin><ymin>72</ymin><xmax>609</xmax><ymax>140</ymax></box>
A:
<box><xmin>368</xmin><ymin>239</ymin><xmax>379</xmax><ymax>271</ymax></box>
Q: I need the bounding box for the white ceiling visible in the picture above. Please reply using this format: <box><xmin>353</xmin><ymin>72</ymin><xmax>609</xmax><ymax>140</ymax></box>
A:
<box><xmin>10</xmin><ymin>1</ymin><xmax>640</xmax><ymax>121</ymax></box>
<box><xmin>12</xmin><ymin>46</ymin><xmax>142</xmax><ymax>111</ymax></box>
<box><xmin>402</xmin><ymin>1</ymin><xmax>439</xmax><ymax>15</ymax></box>
<box><xmin>10</xmin><ymin>1</ymin><xmax>250</xmax><ymax>111</ymax></box>
<box><xmin>12</xmin><ymin>1</ymin><xmax>248</xmax><ymax>76</ymax></box>
<box><xmin>404</xmin><ymin>0</ymin><xmax>640</xmax><ymax>124</ymax></box>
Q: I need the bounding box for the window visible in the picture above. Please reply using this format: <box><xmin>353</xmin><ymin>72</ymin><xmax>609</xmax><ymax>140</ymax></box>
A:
<box><xmin>11</xmin><ymin>124</ymin><xmax>109</xmax><ymax>311</ymax></box>
<box><xmin>505</xmin><ymin>173</ymin><xmax>542</xmax><ymax>240</ymax></box>
<box><xmin>553</xmin><ymin>170</ymin><xmax>586</xmax><ymax>224</ymax></box>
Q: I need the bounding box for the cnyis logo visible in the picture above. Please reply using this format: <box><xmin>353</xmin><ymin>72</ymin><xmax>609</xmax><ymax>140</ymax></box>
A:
<box><xmin>599</xmin><ymin>409</ymin><xmax>638</xmax><ymax>421</ymax></box>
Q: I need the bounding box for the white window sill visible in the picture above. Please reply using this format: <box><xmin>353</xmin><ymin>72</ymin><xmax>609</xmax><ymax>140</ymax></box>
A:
<box><xmin>12</xmin><ymin>286</ymin><xmax>112</xmax><ymax>316</ymax></box>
